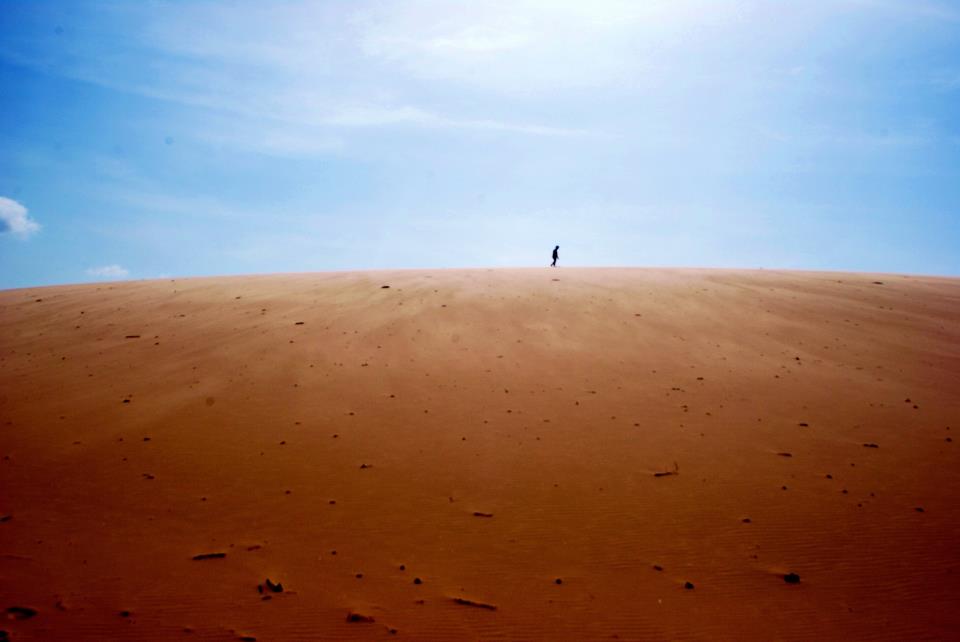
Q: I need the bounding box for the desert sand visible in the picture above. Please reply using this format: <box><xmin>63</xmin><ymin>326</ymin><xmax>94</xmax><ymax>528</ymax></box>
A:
<box><xmin>1</xmin><ymin>268</ymin><xmax>958</xmax><ymax>641</ymax></box>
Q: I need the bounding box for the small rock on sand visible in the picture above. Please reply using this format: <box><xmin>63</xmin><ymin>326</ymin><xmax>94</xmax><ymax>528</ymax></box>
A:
<box><xmin>784</xmin><ymin>572</ymin><xmax>801</xmax><ymax>584</ymax></box>
<box><xmin>453</xmin><ymin>597</ymin><xmax>497</xmax><ymax>610</ymax></box>
<box><xmin>346</xmin><ymin>612</ymin><xmax>375</xmax><ymax>623</ymax></box>
<box><xmin>264</xmin><ymin>578</ymin><xmax>284</xmax><ymax>593</ymax></box>
<box><xmin>6</xmin><ymin>606</ymin><xmax>38</xmax><ymax>620</ymax></box>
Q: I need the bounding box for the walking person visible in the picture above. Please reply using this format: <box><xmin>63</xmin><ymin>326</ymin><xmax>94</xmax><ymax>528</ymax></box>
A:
<box><xmin>551</xmin><ymin>245</ymin><xmax>559</xmax><ymax>267</ymax></box>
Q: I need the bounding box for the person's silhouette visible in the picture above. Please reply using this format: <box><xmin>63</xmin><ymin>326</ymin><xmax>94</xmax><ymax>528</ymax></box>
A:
<box><xmin>551</xmin><ymin>245</ymin><xmax>559</xmax><ymax>267</ymax></box>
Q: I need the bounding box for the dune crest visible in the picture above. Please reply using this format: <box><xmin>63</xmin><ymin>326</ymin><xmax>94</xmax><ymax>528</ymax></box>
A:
<box><xmin>1</xmin><ymin>268</ymin><xmax>958</xmax><ymax>640</ymax></box>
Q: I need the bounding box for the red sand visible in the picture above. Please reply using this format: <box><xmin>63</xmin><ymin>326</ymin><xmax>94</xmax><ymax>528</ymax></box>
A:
<box><xmin>1</xmin><ymin>268</ymin><xmax>958</xmax><ymax>640</ymax></box>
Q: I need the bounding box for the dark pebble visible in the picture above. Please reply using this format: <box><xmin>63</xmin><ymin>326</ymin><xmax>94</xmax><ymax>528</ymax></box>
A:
<box><xmin>6</xmin><ymin>607</ymin><xmax>37</xmax><ymax>620</ymax></box>
<box><xmin>784</xmin><ymin>573</ymin><xmax>801</xmax><ymax>584</ymax></box>
<box><xmin>347</xmin><ymin>612</ymin><xmax>375</xmax><ymax>623</ymax></box>
<box><xmin>265</xmin><ymin>578</ymin><xmax>284</xmax><ymax>592</ymax></box>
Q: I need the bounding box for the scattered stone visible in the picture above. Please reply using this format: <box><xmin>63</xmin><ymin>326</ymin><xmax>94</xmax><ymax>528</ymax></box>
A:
<box><xmin>784</xmin><ymin>572</ymin><xmax>801</xmax><ymax>584</ymax></box>
<box><xmin>192</xmin><ymin>552</ymin><xmax>226</xmax><ymax>560</ymax></box>
<box><xmin>142</xmin><ymin>473</ymin><xmax>155</xmax><ymax>480</ymax></box>
<box><xmin>264</xmin><ymin>578</ymin><xmax>283</xmax><ymax>593</ymax></box>
<box><xmin>380</xmin><ymin>285</ymin><xmax>390</xmax><ymax>289</ymax></box>
<box><xmin>863</xmin><ymin>443</ymin><xmax>879</xmax><ymax>448</ymax></box>
<box><xmin>294</xmin><ymin>322</ymin><xmax>304</xmax><ymax>325</ymax></box>
<box><xmin>798</xmin><ymin>422</ymin><xmax>809</xmax><ymax>427</ymax></box>
<box><xmin>125</xmin><ymin>335</ymin><xmax>140</xmax><ymax>339</ymax></box>
<box><xmin>119</xmin><ymin>610</ymin><xmax>131</xmax><ymax>618</ymax></box>
<box><xmin>399</xmin><ymin>564</ymin><xmax>405</xmax><ymax>571</ymax></box>
<box><xmin>360</xmin><ymin>463</ymin><xmax>371</xmax><ymax>469</ymax></box>
<box><xmin>346</xmin><ymin>612</ymin><xmax>375</xmax><ymax>623</ymax></box>
<box><xmin>413</xmin><ymin>577</ymin><xmax>422</xmax><ymax>585</ymax></box>
<box><xmin>453</xmin><ymin>598</ymin><xmax>497</xmax><ymax>610</ymax></box>
<box><xmin>554</xmin><ymin>578</ymin><xmax>563</xmax><ymax>585</ymax></box>
<box><xmin>0</xmin><ymin>515</ymin><xmax>11</xmax><ymax>523</ymax></box>
<box><xmin>473</xmin><ymin>511</ymin><xmax>493</xmax><ymax>518</ymax></box>
<box><xmin>915</xmin><ymin>506</ymin><xmax>925</xmax><ymax>513</ymax></box>
<box><xmin>653</xmin><ymin>565</ymin><xmax>663</xmax><ymax>571</ymax></box>
<box><xmin>777</xmin><ymin>452</ymin><xmax>792</xmax><ymax>457</ymax></box>
<box><xmin>683</xmin><ymin>581</ymin><xmax>695</xmax><ymax>590</ymax></box>
<box><xmin>741</xmin><ymin>518</ymin><xmax>752</xmax><ymax>523</ymax></box>
<box><xmin>6</xmin><ymin>606</ymin><xmax>37</xmax><ymax>620</ymax></box>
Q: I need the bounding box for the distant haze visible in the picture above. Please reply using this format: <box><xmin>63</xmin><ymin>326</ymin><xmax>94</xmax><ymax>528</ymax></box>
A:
<box><xmin>1</xmin><ymin>0</ymin><xmax>958</xmax><ymax>287</ymax></box>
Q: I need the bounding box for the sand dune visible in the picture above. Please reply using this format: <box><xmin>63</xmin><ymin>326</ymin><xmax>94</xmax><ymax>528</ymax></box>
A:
<box><xmin>1</xmin><ymin>268</ymin><xmax>958</xmax><ymax>641</ymax></box>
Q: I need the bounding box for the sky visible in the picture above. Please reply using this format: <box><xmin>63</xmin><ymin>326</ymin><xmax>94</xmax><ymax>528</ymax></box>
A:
<box><xmin>1</xmin><ymin>0</ymin><xmax>959</xmax><ymax>288</ymax></box>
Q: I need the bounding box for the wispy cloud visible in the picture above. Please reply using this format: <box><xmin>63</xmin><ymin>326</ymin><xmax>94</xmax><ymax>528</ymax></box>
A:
<box><xmin>86</xmin><ymin>264</ymin><xmax>130</xmax><ymax>279</ymax></box>
<box><xmin>0</xmin><ymin>1</ymin><xmax>596</xmax><ymax>155</ymax></box>
<box><xmin>0</xmin><ymin>196</ymin><xmax>41</xmax><ymax>239</ymax></box>
<box><xmin>843</xmin><ymin>0</ymin><xmax>960</xmax><ymax>22</ymax></box>
<box><xmin>929</xmin><ymin>69</ymin><xmax>960</xmax><ymax>91</ymax></box>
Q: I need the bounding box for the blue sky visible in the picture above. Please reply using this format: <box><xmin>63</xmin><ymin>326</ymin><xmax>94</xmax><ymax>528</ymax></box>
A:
<box><xmin>1</xmin><ymin>0</ymin><xmax>958</xmax><ymax>288</ymax></box>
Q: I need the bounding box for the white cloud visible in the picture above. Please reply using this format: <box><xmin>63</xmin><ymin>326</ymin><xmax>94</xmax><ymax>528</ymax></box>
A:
<box><xmin>0</xmin><ymin>1</ymin><xmax>599</xmax><ymax>149</ymax></box>
<box><xmin>0</xmin><ymin>196</ymin><xmax>41</xmax><ymax>239</ymax></box>
<box><xmin>354</xmin><ymin>0</ymin><xmax>735</xmax><ymax>92</ymax></box>
<box><xmin>86</xmin><ymin>264</ymin><xmax>130</xmax><ymax>279</ymax></box>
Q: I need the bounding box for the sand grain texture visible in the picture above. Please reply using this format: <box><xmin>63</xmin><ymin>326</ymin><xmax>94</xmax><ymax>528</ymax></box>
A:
<box><xmin>1</xmin><ymin>268</ymin><xmax>958</xmax><ymax>640</ymax></box>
